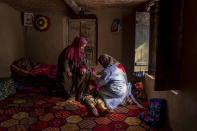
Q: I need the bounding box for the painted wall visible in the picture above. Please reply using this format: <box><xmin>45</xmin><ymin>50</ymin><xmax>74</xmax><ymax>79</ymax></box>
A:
<box><xmin>92</xmin><ymin>8</ymin><xmax>136</xmax><ymax>78</ymax></box>
<box><xmin>143</xmin><ymin>0</ymin><xmax>197</xmax><ymax>131</ymax></box>
<box><xmin>0</xmin><ymin>2</ymin><xmax>25</xmax><ymax>77</ymax></box>
<box><xmin>25</xmin><ymin>12</ymin><xmax>69</xmax><ymax>64</ymax></box>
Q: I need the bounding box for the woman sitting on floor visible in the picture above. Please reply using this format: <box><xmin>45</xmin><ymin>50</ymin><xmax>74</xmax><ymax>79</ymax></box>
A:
<box><xmin>97</xmin><ymin>54</ymin><xmax>144</xmax><ymax>109</ymax></box>
<box><xmin>98</xmin><ymin>54</ymin><xmax>128</xmax><ymax>83</ymax></box>
<box><xmin>95</xmin><ymin>54</ymin><xmax>129</xmax><ymax>110</ymax></box>
<box><xmin>75</xmin><ymin>54</ymin><xmax>131</xmax><ymax>116</ymax></box>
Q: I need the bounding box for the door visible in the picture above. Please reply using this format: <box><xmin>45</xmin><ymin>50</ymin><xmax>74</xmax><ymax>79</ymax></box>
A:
<box><xmin>68</xmin><ymin>19</ymin><xmax>97</xmax><ymax>66</ymax></box>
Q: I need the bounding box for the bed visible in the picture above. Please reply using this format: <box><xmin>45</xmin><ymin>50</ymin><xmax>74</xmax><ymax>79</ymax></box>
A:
<box><xmin>10</xmin><ymin>57</ymin><xmax>57</xmax><ymax>89</ymax></box>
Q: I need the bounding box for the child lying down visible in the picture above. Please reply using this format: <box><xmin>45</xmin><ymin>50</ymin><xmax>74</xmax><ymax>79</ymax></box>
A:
<box><xmin>75</xmin><ymin>65</ymin><xmax>109</xmax><ymax>117</ymax></box>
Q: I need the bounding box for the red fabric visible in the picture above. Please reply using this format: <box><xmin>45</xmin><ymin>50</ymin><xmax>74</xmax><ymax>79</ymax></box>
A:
<box><xmin>91</xmin><ymin>68</ymin><xmax>96</xmax><ymax>75</ymax></box>
<box><xmin>30</xmin><ymin>121</ymin><xmax>48</xmax><ymax>130</ymax></box>
<box><xmin>0</xmin><ymin>92</ymin><xmax>146</xmax><ymax>131</ymax></box>
<box><xmin>17</xmin><ymin>86</ymin><xmax>48</xmax><ymax>93</ymax></box>
<box><xmin>88</xmin><ymin>80</ymin><xmax>94</xmax><ymax>86</ymax></box>
<box><xmin>11</xmin><ymin>62</ymin><xmax>57</xmax><ymax>87</ymax></box>
<box><xmin>88</xmin><ymin>80</ymin><xmax>101</xmax><ymax>92</ymax></box>
<box><xmin>117</xmin><ymin>64</ymin><xmax>126</xmax><ymax>73</ymax></box>
<box><xmin>65</xmin><ymin>36</ymin><xmax>87</xmax><ymax>67</ymax></box>
<box><xmin>93</xmin><ymin>125</ymin><xmax>112</xmax><ymax>131</ymax></box>
<box><xmin>80</xmin><ymin>65</ymin><xmax>87</xmax><ymax>69</ymax></box>
<box><xmin>49</xmin><ymin>65</ymin><xmax>58</xmax><ymax>79</ymax></box>
<box><xmin>10</xmin><ymin>65</ymin><xmax>34</xmax><ymax>76</ymax></box>
<box><xmin>31</xmin><ymin>64</ymin><xmax>53</xmax><ymax>76</ymax></box>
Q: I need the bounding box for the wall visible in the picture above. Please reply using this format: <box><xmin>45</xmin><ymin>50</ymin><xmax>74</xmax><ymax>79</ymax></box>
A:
<box><xmin>0</xmin><ymin>2</ymin><xmax>25</xmax><ymax>77</ymax></box>
<box><xmin>179</xmin><ymin>0</ymin><xmax>197</xmax><ymax>92</ymax></box>
<box><xmin>92</xmin><ymin>8</ymin><xmax>136</xmax><ymax>78</ymax></box>
<box><xmin>143</xmin><ymin>0</ymin><xmax>197</xmax><ymax>131</ymax></box>
<box><xmin>25</xmin><ymin>8</ymin><xmax>136</xmax><ymax>79</ymax></box>
<box><xmin>144</xmin><ymin>76</ymin><xmax>197</xmax><ymax>131</ymax></box>
<box><xmin>25</xmin><ymin>12</ymin><xmax>69</xmax><ymax>64</ymax></box>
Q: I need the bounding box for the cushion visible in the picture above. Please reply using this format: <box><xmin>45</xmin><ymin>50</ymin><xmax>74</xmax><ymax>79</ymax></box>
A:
<box><xmin>140</xmin><ymin>98</ymin><xmax>166</xmax><ymax>127</ymax></box>
<box><xmin>31</xmin><ymin>63</ymin><xmax>53</xmax><ymax>76</ymax></box>
<box><xmin>0</xmin><ymin>78</ymin><xmax>15</xmax><ymax>100</ymax></box>
<box><xmin>132</xmin><ymin>82</ymin><xmax>147</xmax><ymax>102</ymax></box>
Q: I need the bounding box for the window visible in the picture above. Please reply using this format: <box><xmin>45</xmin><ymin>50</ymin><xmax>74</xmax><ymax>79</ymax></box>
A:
<box><xmin>134</xmin><ymin>12</ymin><xmax>150</xmax><ymax>73</ymax></box>
<box><xmin>134</xmin><ymin>1</ymin><xmax>159</xmax><ymax>76</ymax></box>
<box><xmin>136</xmin><ymin>0</ymin><xmax>184</xmax><ymax>91</ymax></box>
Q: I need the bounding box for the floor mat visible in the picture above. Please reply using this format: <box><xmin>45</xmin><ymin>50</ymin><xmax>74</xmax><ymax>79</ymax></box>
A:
<box><xmin>0</xmin><ymin>91</ymin><xmax>158</xmax><ymax>131</ymax></box>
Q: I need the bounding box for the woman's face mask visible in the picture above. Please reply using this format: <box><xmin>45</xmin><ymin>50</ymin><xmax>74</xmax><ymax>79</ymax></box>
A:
<box><xmin>80</xmin><ymin>68</ymin><xmax>87</xmax><ymax>76</ymax></box>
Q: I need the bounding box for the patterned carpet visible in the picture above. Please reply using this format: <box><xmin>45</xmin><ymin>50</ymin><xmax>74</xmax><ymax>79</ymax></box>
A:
<box><xmin>0</xmin><ymin>91</ymin><xmax>158</xmax><ymax>131</ymax></box>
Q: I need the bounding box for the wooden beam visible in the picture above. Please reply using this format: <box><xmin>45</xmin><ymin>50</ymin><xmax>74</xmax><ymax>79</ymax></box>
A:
<box><xmin>64</xmin><ymin>0</ymin><xmax>81</xmax><ymax>14</ymax></box>
<box><xmin>145</xmin><ymin>0</ymin><xmax>159</xmax><ymax>11</ymax></box>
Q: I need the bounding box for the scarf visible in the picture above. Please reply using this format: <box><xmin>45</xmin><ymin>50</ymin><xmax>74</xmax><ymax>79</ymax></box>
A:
<box><xmin>65</xmin><ymin>36</ymin><xmax>87</xmax><ymax>67</ymax></box>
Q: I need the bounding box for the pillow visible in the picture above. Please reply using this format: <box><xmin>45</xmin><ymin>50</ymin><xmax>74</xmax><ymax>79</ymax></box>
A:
<box><xmin>12</xmin><ymin>57</ymin><xmax>35</xmax><ymax>71</ymax></box>
<box><xmin>140</xmin><ymin>98</ymin><xmax>166</xmax><ymax>127</ymax></box>
<box><xmin>10</xmin><ymin>65</ymin><xmax>34</xmax><ymax>77</ymax></box>
<box><xmin>0</xmin><ymin>78</ymin><xmax>15</xmax><ymax>100</ymax></box>
<box><xmin>132</xmin><ymin>82</ymin><xmax>147</xmax><ymax>102</ymax></box>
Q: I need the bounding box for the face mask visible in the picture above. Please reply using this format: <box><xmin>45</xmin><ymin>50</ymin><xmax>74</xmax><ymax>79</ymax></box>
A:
<box><xmin>80</xmin><ymin>68</ymin><xmax>87</xmax><ymax>76</ymax></box>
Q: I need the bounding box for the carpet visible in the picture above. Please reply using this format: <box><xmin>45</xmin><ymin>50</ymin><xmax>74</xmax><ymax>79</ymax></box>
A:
<box><xmin>0</xmin><ymin>91</ymin><xmax>159</xmax><ymax>131</ymax></box>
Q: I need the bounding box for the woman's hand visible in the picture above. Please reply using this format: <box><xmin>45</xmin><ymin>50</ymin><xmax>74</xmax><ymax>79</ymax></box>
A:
<box><xmin>67</xmin><ymin>71</ymin><xmax>72</xmax><ymax>77</ymax></box>
<box><xmin>91</xmin><ymin>74</ymin><xmax>101</xmax><ymax>80</ymax></box>
<box><xmin>96</xmin><ymin>74</ymin><xmax>102</xmax><ymax>78</ymax></box>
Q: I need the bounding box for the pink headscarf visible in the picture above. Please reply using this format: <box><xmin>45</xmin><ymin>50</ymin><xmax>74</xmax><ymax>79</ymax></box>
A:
<box><xmin>65</xmin><ymin>36</ymin><xmax>87</xmax><ymax>67</ymax></box>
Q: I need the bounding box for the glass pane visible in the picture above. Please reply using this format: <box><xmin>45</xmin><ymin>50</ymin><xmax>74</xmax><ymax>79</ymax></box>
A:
<box><xmin>134</xmin><ymin>12</ymin><xmax>150</xmax><ymax>72</ymax></box>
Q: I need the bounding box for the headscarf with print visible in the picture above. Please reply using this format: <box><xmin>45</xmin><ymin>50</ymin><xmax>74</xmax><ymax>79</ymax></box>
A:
<box><xmin>98</xmin><ymin>54</ymin><xmax>126</xmax><ymax>73</ymax></box>
<box><xmin>65</xmin><ymin>36</ymin><xmax>87</xmax><ymax>67</ymax></box>
<box><xmin>98</xmin><ymin>54</ymin><xmax>117</xmax><ymax>68</ymax></box>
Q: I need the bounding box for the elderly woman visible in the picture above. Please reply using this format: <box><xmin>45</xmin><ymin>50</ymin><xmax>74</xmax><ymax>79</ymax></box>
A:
<box><xmin>95</xmin><ymin>54</ymin><xmax>128</xmax><ymax>110</ymax></box>
<box><xmin>56</xmin><ymin>36</ymin><xmax>87</xmax><ymax>98</ymax></box>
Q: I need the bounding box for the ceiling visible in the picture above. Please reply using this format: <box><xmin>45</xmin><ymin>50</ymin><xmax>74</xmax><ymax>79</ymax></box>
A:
<box><xmin>2</xmin><ymin>0</ymin><xmax>148</xmax><ymax>12</ymax></box>
<box><xmin>2</xmin><ymin>0</ymin><xmax>69</xmax><ymax>12</ymax></box>
<box><xmin>74</xmin><ymin>0</ymin><xmax>147</xmax><ymax>8</ymax></box>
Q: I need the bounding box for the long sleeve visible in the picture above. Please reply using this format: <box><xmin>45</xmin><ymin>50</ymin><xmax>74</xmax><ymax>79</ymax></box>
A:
<box><xmin>94</xmin><ymin>70</ymin><xmax>111</xmax><ymax>86</ymax></box>
<box><xmin>96</xmin><ymin>64</ymin><xmax>128</xmax><ymax>110</ymax></box>
<box><xmin>81</xmin><ymin>57</ymin><xmax>87</xmax><ymax>66</ymax></box>
<box><xmin>64</xmin><ymin>57</ymin><xmax>71</xmax><ymax>73</ymax></box>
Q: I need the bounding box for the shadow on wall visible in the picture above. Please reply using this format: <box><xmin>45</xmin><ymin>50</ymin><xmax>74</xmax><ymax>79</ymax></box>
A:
<box><xmin>143</xmin><ymin>74</ymin><xmax>197</xmax><ymax>131</ymax></box>
<box><xmin>122</xmin><ymin>10</ymin><xmax>136</xmax><ymax>81</ymax></box>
